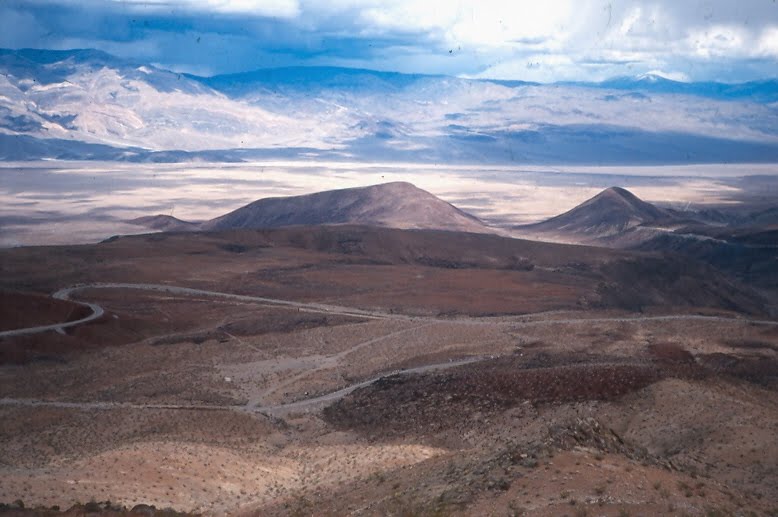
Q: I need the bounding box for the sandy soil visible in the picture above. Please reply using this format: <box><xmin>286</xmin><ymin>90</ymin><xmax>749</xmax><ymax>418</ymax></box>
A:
<box><xmin>0</xmin><ymin>227</ymin><xmax>776</xmax><ymax>516</ymax></box>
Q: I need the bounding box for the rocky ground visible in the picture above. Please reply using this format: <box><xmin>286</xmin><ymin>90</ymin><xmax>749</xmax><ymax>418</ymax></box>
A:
<box><xmin>1</xmin><ymin>228</ymin><xmax>776</xmax><ymax>516</ymax></box>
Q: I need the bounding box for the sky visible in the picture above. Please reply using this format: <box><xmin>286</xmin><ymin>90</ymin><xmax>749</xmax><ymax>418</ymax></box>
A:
<box><xmin>2</xmin><ymin>0</ymin><xmax>778</xmax><ymax>82</ymax></box>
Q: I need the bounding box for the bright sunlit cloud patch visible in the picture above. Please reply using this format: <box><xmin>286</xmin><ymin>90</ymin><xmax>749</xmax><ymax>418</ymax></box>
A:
<box><xmin>758</xmin><ymin>26</ymin><xmax>778</xmax><ymax>58</ymax></box>
<box><xmin>688</xmin><ymin>25</ymin><xmax>749</xmax><ymax>59</ymax></box>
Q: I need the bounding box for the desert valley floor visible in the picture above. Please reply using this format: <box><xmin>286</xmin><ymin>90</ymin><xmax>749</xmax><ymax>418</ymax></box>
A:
<box><xmin>0</xmin><ymin>224</ymin><xmax>777</xmax><ymax>516</ymax></box>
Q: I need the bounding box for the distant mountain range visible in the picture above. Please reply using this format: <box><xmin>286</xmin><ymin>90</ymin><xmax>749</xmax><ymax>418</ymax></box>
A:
<box><xmin>565</xmin><ymin>74</ymin><xmax>778</xmax><ymax>103</ymax></box>
<box><xmin>2</xmin><ymin>48</ymin><xmax>778</xmax><ymax>164</ymax></box>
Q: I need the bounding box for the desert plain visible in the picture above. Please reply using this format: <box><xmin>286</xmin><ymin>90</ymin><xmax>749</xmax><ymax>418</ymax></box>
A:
<box><xmin>0</xmin><ymin>214</ymin><xmax>776</xmax><ymax>516</ymax></box>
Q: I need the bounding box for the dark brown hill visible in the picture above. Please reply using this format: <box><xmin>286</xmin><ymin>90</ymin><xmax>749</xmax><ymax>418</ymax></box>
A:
<box><xmin>199</xmin><ymin>182</ymin><xmax>491</xmax><ymax>233</ymax></box>
<box><xmin>204</xmin><ymin>225</ymin><xmax>767</xmax><ymax>315</ymax></box>
<box><xmin>0</xmin><ymin>224</ymin><xmax>767</xmax><ymax>316</ymax></box>
<box><xmin>517</xmin><ymin>186</ymin><xmax>674</xmax><ymax>241</ymax></box>
<box><xmin>0</xmin><ymin>290</ymin><xmax>90</xmax><ymax>331</ymax></box>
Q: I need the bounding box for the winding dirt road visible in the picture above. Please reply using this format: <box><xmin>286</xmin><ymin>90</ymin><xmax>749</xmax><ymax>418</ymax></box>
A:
<box><xmin>2</xmin><ymin>282</ymin><xmax>776</xmax><ymax>418</ymax></box>
<box><xmin>0</xmin><ymin>282</ymin><xmax>401</xmax><ymax>339</ymax></box>
<box><xmin>0</xmin><ymin>292</ymin><xmax>104</xmax><ymax>338</ymax></box>
<box><xmin>254</xmin><ymin>321</ymin><xmax>436</xmax><ymax>406</ymax></box>
<box><xmin>0</xmin><ymin>356</ymin><xmax>483</xmax><ymax>416</ymax></box>
<box><xmin>3</xmin><ymin>282</ymin><xmax>777</xmax><ymax>339</ymax></box>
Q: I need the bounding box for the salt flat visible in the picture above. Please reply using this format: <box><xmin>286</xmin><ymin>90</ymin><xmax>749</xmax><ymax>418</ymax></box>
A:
<box><xmin>2</xmin><ymin>160</ymin><xmax>775</xmax><ymax>247</ymax></box>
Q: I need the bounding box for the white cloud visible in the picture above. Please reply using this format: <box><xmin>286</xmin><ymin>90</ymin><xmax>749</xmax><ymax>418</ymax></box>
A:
<box><xmin>687</xmin><ymin>25</ymin><xmax>749</xmax><ymax>58</ymax></box>
<box><xmin>618</xmin><ymin>7</ymin><xmax>643</xmax><ymax>36</ymax></box>
<box><xmin>11</xmin><ymin>0</ymin><xmax>778</xmax><ymax>81</ymax></box>
<box><xmin>306</xmin><ymin>1</ymin><xmax>777</xmax><ymax>80</ymax></box>
<box><xmin>109</xmin><ymin>0</ymin><xmax>300</xmax><ymax>17</ymax></box>
<box><xmin>757</xmin><ymin>26</ymin><xmax>778</xmax><ymax>58</ymax></box>
<box><xmin>346</xmin><ymin>0</ymin><xmax>577</xmax><ymax>51</ymax></box>
<box><xmin>469</xmin><ymin>54</ymin><xmax>586</xmax><ymax>83</ymax></box>
<box><xmin>446</xmin><ymin>1</ymin><xmax>576</xmax><ymax>49</ymax></box>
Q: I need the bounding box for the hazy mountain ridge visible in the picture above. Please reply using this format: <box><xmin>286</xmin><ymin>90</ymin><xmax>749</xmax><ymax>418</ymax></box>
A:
<box><xmin>2</xmin><ymin>48</ymin><xmax>778</xmax><ymax>163</ymax></box>
<box><xmin>565</xmin><ymin>74</ymin><xmax>778</xmax><ymax>104</ymax></box>
<box><xmin>0</xmin><ymin>48</ymin><xmax>342</xmax><ymax>155</ymax></box>
<box><xmin>128</xmin><ymin>215</ymin><xmax>200</xmax><ymax>232</ymax></box>
<box><xmin>193</xmin><ymin>66</ymin><xmax>445</xmax><ymax>96</ymax></box>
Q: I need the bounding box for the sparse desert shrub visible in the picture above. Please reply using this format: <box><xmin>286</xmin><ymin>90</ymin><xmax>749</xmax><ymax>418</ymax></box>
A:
<box><xmin>288</xmin><ymin>495</ymin><xmax>312</xmax><ymax>517</ymax></box>
<box><xmin>84</xmin><ymin>499</ymin><xmax>101</xmax><ymax>512</ymax></box>
<box><xmin>219</xmin><ymin>243</ymin><xmax>249</xmax><ymax>253</ymax></box>
<box><xmin>490</xmin><ymin>477</ymin><xmax>510</xmax><ymax>491</ymax></box>
<box><xmin>507</xmin><ymin>500</ymin><xmax>526</xmax><ymax>516</ymax></box>
<box><xmin>130</xmin><ymin>503</ymin><xmax>157</xmax><ymax>515</ymax></box>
